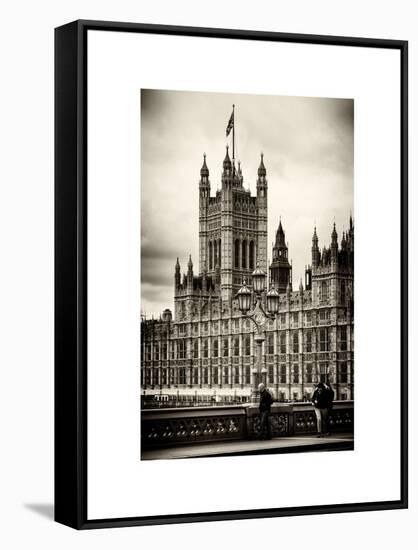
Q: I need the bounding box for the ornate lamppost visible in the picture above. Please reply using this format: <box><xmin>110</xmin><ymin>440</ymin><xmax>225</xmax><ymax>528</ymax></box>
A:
<box><xmin>237</xmin><ymin>264</ymin><xmax>280</xmax><ymax>401</ymax></box>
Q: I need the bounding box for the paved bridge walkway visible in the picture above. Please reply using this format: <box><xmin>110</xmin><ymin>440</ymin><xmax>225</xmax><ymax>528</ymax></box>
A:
<box><xmin>142</xmin><ymin>433</ymin><xmax>354</xmax><ymax>460</ymax></box>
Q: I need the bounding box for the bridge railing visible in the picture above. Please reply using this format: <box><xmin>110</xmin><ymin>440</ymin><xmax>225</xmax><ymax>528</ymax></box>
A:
<box><xmin>141</xmin><ymin>401</ymin><xmax>354</xmax><ymax>448</ymax></box>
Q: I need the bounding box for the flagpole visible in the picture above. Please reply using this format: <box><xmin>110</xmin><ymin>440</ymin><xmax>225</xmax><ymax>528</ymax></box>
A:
<box><xmin>232</xmin><ymin>104</ymin><xmax>235</xmax><ymax>169</ymax></box>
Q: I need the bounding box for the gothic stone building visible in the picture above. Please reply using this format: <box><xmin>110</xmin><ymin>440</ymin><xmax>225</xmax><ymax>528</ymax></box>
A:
<box><xmin>141</xmin><ymin>148</ymin><xmax>354</xmax><ymax>406</ymax></box>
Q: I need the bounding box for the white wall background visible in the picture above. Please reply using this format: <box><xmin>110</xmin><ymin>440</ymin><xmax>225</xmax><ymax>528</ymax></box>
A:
<box><xmin>0</xmin><ymin>0</ymin><xmax>415</xmax><ymax>548</ymax></box>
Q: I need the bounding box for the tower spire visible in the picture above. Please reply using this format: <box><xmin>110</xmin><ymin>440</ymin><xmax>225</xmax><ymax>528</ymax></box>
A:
<box><xmin>174</xmin><ymin>257</ymin><xmax>181</xmax><ymax>293</ymax></box>
<box><xmin>222</xmin><ymin>145</ymin><xmax>232</xmax><ymax>175</ymax></box>
<box><xmin>200</xmin><ymin>152</ymin><xmax>209</xmax><ymax>179</ymax></box>
<box><xmin>312</xmin><ymin>226</ymin><xmax>320</xmax><ymax>268</ymax></box>
<box><xmin>258</xmin><ymin>152</ymin><xmax>266</xmax><ymax>178</ymax></box>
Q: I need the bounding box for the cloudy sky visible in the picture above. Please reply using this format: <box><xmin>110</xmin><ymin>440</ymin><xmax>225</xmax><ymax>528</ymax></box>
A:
<box><xmin>141</xmin><ymin>89</ymin><xmax>353</xmax><ymax>317</ymax></box>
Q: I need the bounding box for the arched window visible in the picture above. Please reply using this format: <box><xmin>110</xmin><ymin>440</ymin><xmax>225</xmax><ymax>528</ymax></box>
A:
<box><xmin>244</xmin><ymin>335</ymin><xmax>251</xmax><ymax>356</ymax></box>
<box><xmin>234</xmin><ymin>239</ymin><xmax>240</xmax><ymax>268</ymax></box>
<box><xmin>212</xmin><ymin>367</ymin><xmax>219</xmax><ymax>384</ymax></box>
<box><xmin>213</xmin><ymin>338</ymin><xmax>219</xmax><ymax>357</ymax></box>
<box><xmin>242</xmin><ymin>240</ymin><xmax>247</xmax><ymax>269</ymax></box>
<box><xmin>280</xmin><ymin>333</ymin><xmax>286</xmax><ymax>354</ymax></box>
<box><xmin>293</xmin><ymin>332</ymin><xmax>299</xmax><ymax>354</ymax></box>
<box><xmin>305</xmin><ymin>330</ymin><xmax>312</xmax><ymax>352</ymax></box>
<box><xmin>218</xmin><ymin>238</ymin><xmax>222</xmax><ymax>267</ymax></box>
<box><xmin>233</xmin><ymin>337</ymin><xmax>240</xmax><ymax>356</ymax></box>
<box><xmin>178</xmin><ymin>340</ymin><xmax>186</xmax><ymax>359</ymax></box>
<box><xmin>249</xmin><ymin>241</ymin><xmax>255</xmax><ymax>269</ymax></box>
<box><xmin>340</xmin><ymin>280</ymin><xmax>346</xmax><ymax>304</ymax></box>
<box><xmin>208</xmin><ymin>241</ymin><xmax>213</xmax><ymax>270</ymax></box>
<box><xmin>319</xmin><ymin>328</ymin><xmax>329</xmax><ymax>352</ymax></box>
<box><xmin>320</xmin><ymin>281</ymin><xmax>329</xmax><ymax>303</ymax></box>
<box><xmin>202</xmin><ymin>339</ymin><xmax>209</xmax><ymax>358</ymax></box>
<box><xmin>213</xmin><ymin>240</ymin><xmax>218</xmax><ymax>268</ymax></box>
<box><xmin>266</xmin><ymin>333</ymin><xmax>274</xmax><ymax>354</ymax></box>
<box><xmin>222</xmin><ymin>338</ymin><xmax>229</xmax><ymax>357</ymax></box>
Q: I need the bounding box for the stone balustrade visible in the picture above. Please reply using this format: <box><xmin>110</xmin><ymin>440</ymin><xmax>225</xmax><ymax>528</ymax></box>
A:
<box><xmin>141</xmin><ymin>401</ymin><xmax>353</xmax><ymax>448</ymax></box>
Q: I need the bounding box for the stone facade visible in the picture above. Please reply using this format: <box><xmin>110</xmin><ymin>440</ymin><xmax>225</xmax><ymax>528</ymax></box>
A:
<box><xmin>141</xmin><ymin>150</ymin><xmax>354</xmax><ymax>406</ymax></box>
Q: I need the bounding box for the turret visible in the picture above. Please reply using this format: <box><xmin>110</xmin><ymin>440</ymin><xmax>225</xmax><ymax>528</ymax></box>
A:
<box><xmin>162</xmin><ymin>308</ymin><xmax>172</xmax><ymax>322</ymax></box>
<box><xmin>331</xmin><ymin>222</ymin><xmax>338</xmax><ymax>265</ymax></box>
<box><xmin>235</xmin><ymin>160</ymin><xmax>244</xmax><ymax>188</ymax></box>
<box><xmin>270</xmin><ymin>219</ymin><xmax>292</xmax><ymax>293</ymax></box>
<box><xmin>200</xmin><ymin>153</ymin><xmax>209</xmax><ymax>180</ymax></box>
<box><xmin>222</xmin><ymin>145</ymin><xmax>233</xmax><ymax>185</ymax></box>
<box><xmin>199</xmin><ymin>153</ymin><xmax>210</xmax><ymax>195</ymax></box>
<box><xmin>272</xmin><ymin>220</ymin><xmax>287</xmax><ymax>259</ymax></box>
<box><xmin>174</xmin><ymin>257</ymin><xmax>181</xmax><ymax>293</ymax></box>
<box><xmin>187</xmin><ymin>255</ymin><xmax>194</xmax><ymax>290</ymax></box>
<box><xmin>256</xmin><ymin>153</ymin><xmax>268</xmax><ymax>276</ymax></box>
<box><xmin>347</xmin><ymin>216</ymin><xmax>354</xmax><ymax>252</ymax></box>
<box><xmin>312</xmin><ymin>226</ymin><xmax>320</xmax><ymax>268</ymax></box>
<box><xmin>199</xmin><ymin>154</ymin><xmax>211</xmax><ymax>275</ymax></box>
<box><xmin>256</xmin><ymin>153</ymin><xmax>267</xmax><ymax>196</ymax></box>
<box><xmin>257</xmin><ymin>152</ymin><xmax>266</xmax><ymax>178</ymax></box>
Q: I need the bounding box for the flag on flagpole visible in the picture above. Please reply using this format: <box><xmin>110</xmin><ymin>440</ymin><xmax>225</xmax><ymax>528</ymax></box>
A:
<box><xmin>226</xmin><ymin>110</ymin><xmax>234</xmax><ymax>137</ymax></box>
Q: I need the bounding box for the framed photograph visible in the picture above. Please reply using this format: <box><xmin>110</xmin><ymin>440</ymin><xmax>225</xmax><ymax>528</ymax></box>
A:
<box><xmin>55</xmin><ymin>20</ymin><xmax>408</xmax><ymax>529</ymax></box>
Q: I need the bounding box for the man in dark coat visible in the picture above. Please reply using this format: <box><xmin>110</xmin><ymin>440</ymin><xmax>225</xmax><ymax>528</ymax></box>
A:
<box><xmin>311</xmin><ymin>382</ymin><xmax>329</xmax><ymax>437</ymax></box>
<box><xmin>258</xmin><ymin>383</ymin><xmax>273</xmax><ymax>440</ymax></box>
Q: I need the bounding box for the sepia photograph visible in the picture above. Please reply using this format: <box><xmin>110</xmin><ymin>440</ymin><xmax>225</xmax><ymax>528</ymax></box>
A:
<box><xmin>140</xmin><ymin>88</ymin><xmax>354</xmax><ymax>460</ymax></box>
<box><xmin>54</xmin><ymin>19</ymin><xmax>407</xmax><ymax>529</ymax></box>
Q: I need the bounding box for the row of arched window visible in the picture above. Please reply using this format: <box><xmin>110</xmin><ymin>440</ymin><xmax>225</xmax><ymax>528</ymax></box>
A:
<box><xmin>143</xmin><ymin>327</ymin><xmax>338</xmax><ymax>362</ymax></box>
<box><xmin>143</xmin><ymin>363</ymin><xmax>350</xmax><ymax>388</ymax></box>
<box><xmin>234</xmin><ymin>239</ymin><xmax>255</xmax><ymax>269</ymax></box>
<box><xmin>207</xmin><ymin>238</ymin><xmax>256</xmax><ymax>270</ymax></box>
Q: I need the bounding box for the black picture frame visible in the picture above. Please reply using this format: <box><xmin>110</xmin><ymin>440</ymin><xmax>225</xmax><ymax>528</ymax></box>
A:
<box><xmin>55</xmin><ymin>19</ymin><xmax>408</xmax><ymax>529</ymax></box>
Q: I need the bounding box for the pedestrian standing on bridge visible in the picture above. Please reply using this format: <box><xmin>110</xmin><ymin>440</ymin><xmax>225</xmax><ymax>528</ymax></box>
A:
<box><xmin>324</xmin><ymin>382</ymin><xmax>335</xmax><ymax>435</ymax></box>
<box><xmin>258</xmin><ymin>383</ymin><xmax>273</xmax><ymax>440</ymax></box>
<box><xmin>311</xmin><ymin>382</ymin><xmax>329</xmax><ymax>437</ymax></box>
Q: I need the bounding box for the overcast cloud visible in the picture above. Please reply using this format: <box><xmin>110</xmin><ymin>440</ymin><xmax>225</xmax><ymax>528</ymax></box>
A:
<box><xmin>141</xmin><ymin>89</ymin><xmax>353</xmax><ymax>317</ymax></box>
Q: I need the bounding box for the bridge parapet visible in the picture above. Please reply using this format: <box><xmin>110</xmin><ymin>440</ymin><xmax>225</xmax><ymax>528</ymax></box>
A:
<box><xmin>141</xmin><ymin>401</ymin><xmax>354</xmax><ymax>449</ymax></box>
